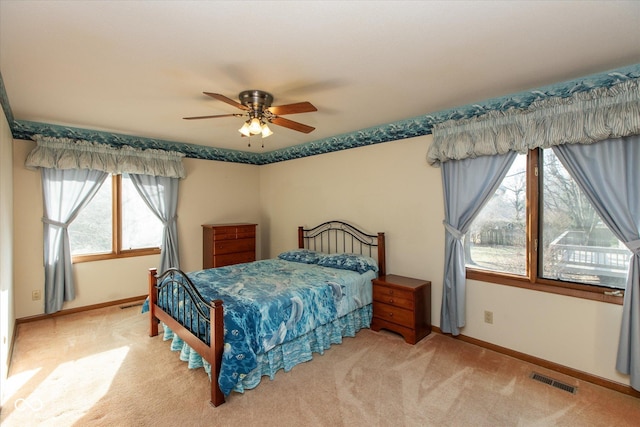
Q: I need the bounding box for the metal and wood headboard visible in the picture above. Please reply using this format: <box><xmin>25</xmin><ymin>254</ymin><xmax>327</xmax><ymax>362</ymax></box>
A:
<box><xmin>298</xmin><ymin>220</ymin><xmax>386</xmax><ymax>276</ymax></box>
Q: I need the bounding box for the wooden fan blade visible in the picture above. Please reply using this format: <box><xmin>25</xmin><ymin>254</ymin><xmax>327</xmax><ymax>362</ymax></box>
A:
<box><xmin>183</xmin><ymin>113</ymin><xmax>243</xmax><ymax>120</ymax></box>
<box><xmin>270</xmin><ymin>116</ymin><xmax>315</xmax><ymax>133</ymax></box>
<box><xmin>203</xmin><ymin>92</ymin><xmax>249</xmax><ymax>110</ymax></box>
<box><xmin>268</xmin><ymin>102</ymin><xmax>317</xmax><ymax>115</ymax></box>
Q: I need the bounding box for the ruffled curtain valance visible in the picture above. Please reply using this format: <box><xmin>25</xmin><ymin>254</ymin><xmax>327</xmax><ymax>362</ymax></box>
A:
<box><xmin>25</xmin><ymin>135</ymin><xmax>186</xmax><ymax>178</ymax></box>
<box><xmin>427</xmin><ymin>78</ymin><xmax>640</xmax><ymax>166</ymax></box>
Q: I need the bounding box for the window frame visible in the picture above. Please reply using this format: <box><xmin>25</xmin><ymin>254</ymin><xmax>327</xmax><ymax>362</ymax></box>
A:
<box><xmin>72</xmin><ymin>174</ymin><xmax>161</xmax><ymax>263</ymax></box>
<box><xmin>466</xmin><ymin>148</ymin><xmax>625</xmax><ymax>305</ymax></box>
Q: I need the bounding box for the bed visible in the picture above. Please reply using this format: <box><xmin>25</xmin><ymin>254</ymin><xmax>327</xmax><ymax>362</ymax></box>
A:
<box><xmin>147</xmin><ymin>220</ymin><xmax>386</xmax><ymax>406</ymax></box>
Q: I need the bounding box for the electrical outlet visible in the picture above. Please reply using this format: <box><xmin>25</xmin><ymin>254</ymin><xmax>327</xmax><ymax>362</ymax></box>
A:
<box><xmin>32</xmin><ymin>290</ymin><xmax>41</xmax><ymax>301</ymax></box>
<box><xmin>484</xmin><ymin>310</ymin><xmax>493</xmax><ymax>324</ymax></box>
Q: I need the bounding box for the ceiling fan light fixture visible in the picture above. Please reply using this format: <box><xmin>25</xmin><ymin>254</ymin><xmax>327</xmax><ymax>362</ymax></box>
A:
<box><xmin>248</xmin><ymin>118</ymin><xmax>262</xmax><ymax>134</ymax></box>
<box><xmin>238</xmin><ymin>122</ymin><xmax>252</xmax><ymax>137</ymax></box>
<box><xmin>261</xmin><ymin>123</ymin><xmax>273</xmax><ymax>138</ymax></box>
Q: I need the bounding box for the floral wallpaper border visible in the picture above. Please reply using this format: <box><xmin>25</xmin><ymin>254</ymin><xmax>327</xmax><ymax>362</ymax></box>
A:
<box><xmin>3</xmin><ymin>64</ymin><xmax>639</xmax><ymax>165</ymax></box>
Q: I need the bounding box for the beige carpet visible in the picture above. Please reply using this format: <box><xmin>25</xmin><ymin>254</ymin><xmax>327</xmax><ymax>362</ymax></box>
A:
<box><xmin>1</xmin><ymin>304</ymin><xmax>639</xmax><ymax>427</ymax></box>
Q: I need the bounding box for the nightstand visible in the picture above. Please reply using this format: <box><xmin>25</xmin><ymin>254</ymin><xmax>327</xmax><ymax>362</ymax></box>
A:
<box><xmin>371</xmin><ymin>274</ymin><xmax>431</xmax><ymax>344</ymax></box>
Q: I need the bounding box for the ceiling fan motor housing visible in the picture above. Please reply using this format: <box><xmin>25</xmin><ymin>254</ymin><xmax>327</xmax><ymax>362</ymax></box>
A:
<box><xmin>239</xmin><ymin>90</ymin><xmax>274</xmax><ymax>118</ymax></box>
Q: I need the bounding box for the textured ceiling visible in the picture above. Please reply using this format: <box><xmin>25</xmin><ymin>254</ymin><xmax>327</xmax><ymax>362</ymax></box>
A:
<box><xmin>1</xmin><ymin>1</ymin><xmax>639</xmax><ymax>155</ymax></box>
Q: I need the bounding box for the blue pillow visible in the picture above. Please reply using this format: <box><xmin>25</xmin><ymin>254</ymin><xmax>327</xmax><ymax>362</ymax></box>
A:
<box><xmin>278</xmin><ymin>249</ymin><xmax>323</xmax><ymax>264</ymax></box>
<box><xmin>317</xmin><ymin>253</ymin><xmax>379</xmax><ymax>274</ymax></box>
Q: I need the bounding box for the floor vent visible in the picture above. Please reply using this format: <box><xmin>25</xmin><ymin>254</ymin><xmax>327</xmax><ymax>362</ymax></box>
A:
<box><xmin>120</xmin><ymin>302</ymin><xmax>143</xmax><ymax>309</ymax></box>
<box><xmin>530</xmin><ymin>372</ymin><xmax>577</xmax><ymax>394</ymax></box>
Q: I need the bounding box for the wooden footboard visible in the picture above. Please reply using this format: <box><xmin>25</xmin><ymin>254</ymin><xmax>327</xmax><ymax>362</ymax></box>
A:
<box><xmin>148</xmin><ymin>268</ymin><xmax>226</xmax><ymax>406</ymax></box>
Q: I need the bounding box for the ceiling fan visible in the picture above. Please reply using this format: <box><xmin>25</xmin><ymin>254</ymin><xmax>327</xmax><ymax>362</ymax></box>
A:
<box><xmin>184</xmin><ymin>90</ymin><xmax>317</xmax><ymax>143</ymax></box>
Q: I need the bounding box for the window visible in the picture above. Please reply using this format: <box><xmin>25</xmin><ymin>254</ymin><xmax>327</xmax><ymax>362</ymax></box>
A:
<box><xmin>69</xmin><ymin>174</ymin><xmax>163</xmax><ymax>262</ymax></box>
<box><xmin>466</xmin><ymin>148</ymin><xmax>630</xmax><ymax>300</ymax></box>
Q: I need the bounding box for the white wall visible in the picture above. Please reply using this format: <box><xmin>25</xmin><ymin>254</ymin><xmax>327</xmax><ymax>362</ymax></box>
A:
<box><xmin>0</xmin><ymin>110</ymin><xmax>14</xmax><ymax>399</ymax></box>
<box><xmin>465</xmin><ymin>279</ymin><xmax>625</xmax><ymax>383</ymax></box>
<box><xmin>177</xmin><ymin>156</ymin><xmax>261</xmax><ymax>272</ymax></box>
<box><xmin>259</xmin><ymin>136</ymin><xmax>443</xmax><ymax>282</ymax></box>
<box><xmin>259</xmin><ymin>135</ymin><xmax>629</xmax><ymax>387</ymax></box>
<box><xmin>12</xmin><ymin>140</ymin><xmax>260</xmax><ymax>318</ymax></box>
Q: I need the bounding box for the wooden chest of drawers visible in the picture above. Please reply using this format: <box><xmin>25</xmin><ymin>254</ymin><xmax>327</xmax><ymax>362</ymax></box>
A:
<box><xmin>371</xmin><ymin>274</ymin><xmax>431</xmax><ymax>344</ymax></box>
<box><xmin>202</xmin><ymin>223</ymin><xmax>257</xmax><ymax>269</ymax></box>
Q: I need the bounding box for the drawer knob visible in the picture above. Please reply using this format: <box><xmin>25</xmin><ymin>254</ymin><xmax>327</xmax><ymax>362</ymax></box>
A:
<box><xmin>388</xmin><ymin>299</ymin><xmax>394</xmax><ymax>304</ymax></box>
<box><xmin>388</xmin><ymin>312</ymin><xmax>393</xmax><ymax>317</ymax></box>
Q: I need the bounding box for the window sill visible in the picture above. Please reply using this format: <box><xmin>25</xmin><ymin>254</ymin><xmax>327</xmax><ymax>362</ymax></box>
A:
<box><xmin>466</xmin><ymin>268</ymin><xmax>624</xmax><ymax>305</ymax></box>
<box><xmin>72</xmin><ymin>248</ymin><xmax>161</xmax><ymax>264</ymax></box>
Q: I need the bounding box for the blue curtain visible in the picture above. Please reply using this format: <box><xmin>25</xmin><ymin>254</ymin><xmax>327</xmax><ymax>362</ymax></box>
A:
<box><xmin>129</xmin><ymin>174</ymin><xmax>180</xmax><ymax>272</ymax></box>
<box><xmin>553</xmin><ymin>135</ymin><xmax>640</xmax><ymax>391</ymax></box>
<box><xmin>440</xmin><ymin>152</ymin><xmax>517</xmax><ymax>335</ymax></box>
<box><xmin>41</xmin><ymin>168</ymin><xmax>108</xmax><ymax>313</ymax></box>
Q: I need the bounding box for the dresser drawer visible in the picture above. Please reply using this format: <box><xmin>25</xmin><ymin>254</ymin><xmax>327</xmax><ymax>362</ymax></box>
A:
<box><xmin>373</xmin><ymin>301</ymin><xmax>414</xmax><ymax>328</ymax></box>
<box><xmin>212</xmin><ymin>238</ymin><xmax>255</xmax><ymax>255</ymax></box>
<box><xmin>212</xmin><ymin>252</ymin><xmax>255</xmax><ymax>267</ymax></box>
<box><xmin>373</xmin><ymin>288</ymin><xmax>414</xmax><ymax>310</ymax></box>
<box><xmin>211</xmin><ymin>226</ymin><xmax>256</xmax><ymax>241</ymax></box>
<box><xmin>235</xmin><ymin>225</ymin><xmax>256</xmax><ymax>239</ymax></box>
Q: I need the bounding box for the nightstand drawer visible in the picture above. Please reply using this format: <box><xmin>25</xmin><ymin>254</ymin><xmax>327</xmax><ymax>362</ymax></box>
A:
<box><xmin>373</xmin><ymin>284</ymin><xmax>413</xmax><ymax>301</ymax></box>
<box><xmin>373</xmin><ymin>288</ymin><xmax>414</xmax><ymax>310</ymax></box>
<box><xmin>373</xmin><ymin>301</ymin><xmax>413</xmax><ymax>327</ymax></box>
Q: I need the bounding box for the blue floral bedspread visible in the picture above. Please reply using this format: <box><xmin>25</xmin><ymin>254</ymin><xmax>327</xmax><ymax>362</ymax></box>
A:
<box><xmin>154</xmin><ymin>259</ymin><xmax>374</xmax><ymax>395</ymax></box>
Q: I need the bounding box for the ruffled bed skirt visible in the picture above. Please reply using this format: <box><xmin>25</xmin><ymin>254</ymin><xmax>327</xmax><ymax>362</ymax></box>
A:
<box><xmin>162</xmin><ymin>304</ymin><xmax>372</xmax><ymax>394</ymax></box>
